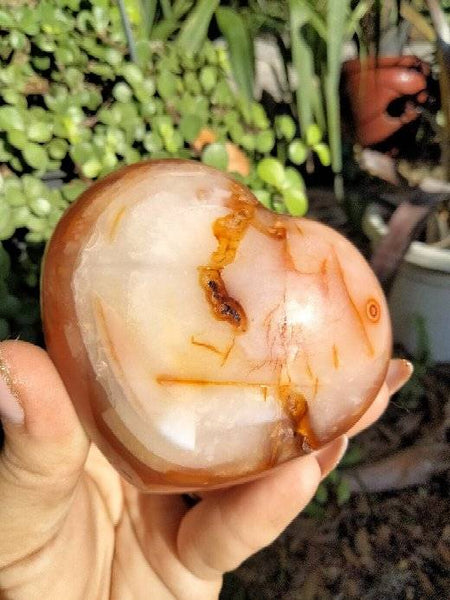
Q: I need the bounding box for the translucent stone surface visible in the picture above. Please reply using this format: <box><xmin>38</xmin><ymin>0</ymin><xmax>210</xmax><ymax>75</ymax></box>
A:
<box><xmin>42</xmin><ymin>160</ymin><xmax>392</xmax><ymax>492</ymax></box>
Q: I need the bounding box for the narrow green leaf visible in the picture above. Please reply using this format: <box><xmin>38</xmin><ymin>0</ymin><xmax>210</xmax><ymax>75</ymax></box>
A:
<box><xmin>326</xmin><ymin>0</ymin><xmax>350</xmax><ymax>194</ymax></box>
<box><xmin>177</xmin><ymin>0</ymin><xmax>219</xmax><ymax>56</ymax></box>
<box><xmin>288</xmin><ymin>0</ymin><xmax>315</xmax><ymax>135</ymax></box>
<box><xmin>139</xmin><ymin>0</ymin><xmax>157</xmax><ymax>37</ymax></box>
<box><xmin>172</xmin><ymin>0</ymin><xmax>194</xmax><ymax>20</ymax></box>
<box><xmin>216</xmin><ymin>7</ymin><xmax>254</xmax><ymax>102</ymax></box>
<box><xmin>150</xmin><ymin>18</ymin><xmax>179</xmax><ymax>41</ymax></box>
<box><xmin>295</xmin><ymin>1</ymin><xmax>327</xmax><ymax>39</ymax></box>
<box><xmin>160</xmin><ymin>0</ymin><xmax>173</xmax><ymax>19</ymax></box>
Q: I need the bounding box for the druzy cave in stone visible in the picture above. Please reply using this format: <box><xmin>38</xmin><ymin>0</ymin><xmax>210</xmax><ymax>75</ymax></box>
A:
<box><xmin>42</xmin><ymin>160</ymin><xmax>392</xmax><ymax>492</ymax></box>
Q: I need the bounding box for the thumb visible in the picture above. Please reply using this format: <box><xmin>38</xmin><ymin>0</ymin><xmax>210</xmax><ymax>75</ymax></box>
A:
<box><xmin>0</xmin><ymin>340</ymin><xmax>89</xmax><ymax>568</ymax></box>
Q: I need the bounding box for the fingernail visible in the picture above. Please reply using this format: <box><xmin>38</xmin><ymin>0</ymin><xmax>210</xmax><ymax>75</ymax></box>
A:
<box><xmin>386</xmin><ymin>359</ymin><xmax>413</xmax><ymax>395</ymax></box>
<box><xmin>0</xmin><ymin>353</ymin><xmax>24</xmax><ymax>425</ymax></box>
<box><xmin>315</xmin><ymin>435</ymin><xmax>348</xmax><ymax>479</ymax></box>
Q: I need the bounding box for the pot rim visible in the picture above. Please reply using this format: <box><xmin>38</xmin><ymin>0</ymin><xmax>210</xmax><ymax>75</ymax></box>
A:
<box><xmin>363</xmin><ymin>203</ymin><xmax>450</xmax><ymax>274</ymax></box>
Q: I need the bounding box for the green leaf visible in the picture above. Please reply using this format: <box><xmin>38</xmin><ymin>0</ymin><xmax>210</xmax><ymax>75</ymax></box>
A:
<box><xmin>28</xmin><ymin>122</ymin><xmax>53</xmax><ymax>143</ymax></box>
<box><xmin>62</xmin><ymin>180</ymin><xmax>87</xmax><ymax>202</ymax></box>
<box><xmin>164</xmin><ymin>130</ymin><xmax>184</xmax><ymax>154</ymax></box>
<box><xmin>199</xmin><ymin>66</ymin><xmax>217</xmax><ymax>93</ymax></box>
<box><xmin>216</xmin><ymin>7</ymin><xmax>254</xmax><ymax>101</ymax></box>
<box><xmin>48</xmin><ymin>139</ymin><xmax>68</xmax><ymax>160</ymax></box>
<box><xmin>282</xmin><ymin>187</ymin><xmax>308</xmax><ymax>217</ymax></box>
<box><xmin>179</xmin><ymin>114</ymin><xmax>203</xmax><ymax>143</ymax></box>
<box><xmin>113</xmin><ymin>82</ymin><xmax>133</xmax><ymax>103</ymax></box>
<box><xmin>12</xmin><ymin>206</ymin><xmax>32</xmax><ymax>229</ymax></box>
<box><xmin>4</xmin><ymin>183</ymin><xmax>26</xmax><ymax>207</ymax></box>
<box><xmin>104</xmin><ymin>47</ymin><xmax>123</xmax><ymax>67</ymax></box>
<box><xmin>240</xmin><ymin>133</ymin><xmax>255</xmax><ymax>152</ymax></box>
<box><xmin>143</xmin><ymin>132</ymin><xmax>163</xmax><ymax>153</ymax></box>
<box><xmin>29</xmin><ymin>196</ymin><xmax>52</xmax><ymax>218</ymax></box>
<box><xmin>325</xmin><ymin>0</ymin><xmax>349</xmax><ymax>196</ymax></box>
<box><xmin>9</xmin><ymin>30</ymin><xmax>26</xmax><ymax>51</ymax></box>
<box><xmin>177</xmin><ymin>0</ymin><xmax>219</xmax><ymax>56</ymax></box>
<box><xmin>22</xmin><ymin>175</ymin><xmax>46</xmax><ymax>198</ymax></box>
<box><xmin>257</xmin><ymin>158</ymin><xmax>285</xmax><ymax>188</ymax></box>
<box><xmin>201</xmin><ymin>142</ymin><xmax>228</xmax><ymax>171</ymax></box>
<box><xmin>70</xmin><ymin>142</ymin><xmax>94</xmax><ymax>165</ymax></box>
<box><xmin>275</xmin><ymin>115</ymin><xmax>296</xmax><ymax>141</ymax></box>
<box><xmin>2</xmin><ymin>89</ymin><xmax>27</xmax><ymax>108</ymax></box>
<box><xmin>284</xmin><ymin>167</ymin><xmax>305</xmax><ymax>191</ymax></box>
<box><xmin>150</xmin><ymin>18</ymin><xmax>180</xmax><ymax>42</ymax></box>
<box><xmin>32</xmin><ymin>56</ymin><xmax>52</xmax><ymax>71</ymax></box>
<box><xmin>23</xmin><ymin>143</ymin><xmax>49</xmax><ymax>171</ymax></box>
<box><xmin>211</xmin><ymin>79</ymin><xmax>234</xmax><ymax>107</ymax></box>
<box><xmin>81</xmin><ymin>158</ymin><xmax>102</xmax><ymax>179</ymax></box>
<box><xmin>156</xmin><ymin>71</ymin><xmax>179</xmax><ymax>99</ymax></box>
<box><xmin>0</xmin><ymin>106</ymin><xmax>25</xmax><ymax>131</ymax></box>
<box><xmin>306</xmin><ymin>123</ymin><xmax>322</xmax><ymax>146</ymax></box>
<box><xmin>251</xmin><ymin>103</ymin><xmax>269</xmax><ymax>129</ymax></box>
<box><xmin>313</xmin><ymin>142</ymin><xmax>331</xmax><ymax>167</ymax></box>
<box><xmin>255</xmin><ymin>130</ymin><xmax>275</xmax><ymax>154</ymax></box>
<box><xmin>7</xmin><ymin>129</ymin><xmax>27</xmax><ymax>150</ymax></box>
<box><xmin>288</xmin><ymin>139</ymin><xmax>308</xmax><ymax>165</ymax></box>
<box><xmin>121</xmin><ymin>63</ymin><xmax>144</xmax><ymax>88</ymax></box>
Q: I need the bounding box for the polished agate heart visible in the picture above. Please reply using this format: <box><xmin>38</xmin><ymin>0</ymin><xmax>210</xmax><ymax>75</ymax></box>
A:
<box><xmin>42</xmin><ymin>160</ymin><xmax>391</xmax><ymax>492</ymax></box>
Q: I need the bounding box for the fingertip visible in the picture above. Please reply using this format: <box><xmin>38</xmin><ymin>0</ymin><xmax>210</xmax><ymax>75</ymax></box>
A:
<box><xmin>314</xmin><ymin>435</ymin><xmax>348</xmax><ymax>479</ymax></box>
<box><xmin>386</xmin><ymin>359</ymin><xmax>413</xmax><ymax>395</ymax></box>
<box><xmin>0</xmin><ymin>340</ymin><xmax>84</xmax><ymax>440</ymax></box>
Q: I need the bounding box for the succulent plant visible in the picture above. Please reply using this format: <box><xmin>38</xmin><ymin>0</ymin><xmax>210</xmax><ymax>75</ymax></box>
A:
<box><xmin>0</xmin><ymin>0</ymin><xmax>331</xmax><ymax>342</ymax></box>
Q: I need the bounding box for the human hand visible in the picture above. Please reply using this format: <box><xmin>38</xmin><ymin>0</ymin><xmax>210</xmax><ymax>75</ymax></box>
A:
<box><xmin>0</xmin><ymin>341</ymin><xmax>412</xmax><ymax>600</ymax></box>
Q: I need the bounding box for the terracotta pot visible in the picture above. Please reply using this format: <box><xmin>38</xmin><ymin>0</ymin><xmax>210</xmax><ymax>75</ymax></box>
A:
<box><xmin>343</xmin><ymin>56</ymin><xmax>430</xmax><ymax>147</ymax></box>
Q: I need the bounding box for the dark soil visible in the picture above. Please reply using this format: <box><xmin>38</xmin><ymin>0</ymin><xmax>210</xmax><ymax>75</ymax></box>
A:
<box><xmin>221</xmin><ymin>194</ymin><xmax>450</xmax><ymax>600</ymax></box>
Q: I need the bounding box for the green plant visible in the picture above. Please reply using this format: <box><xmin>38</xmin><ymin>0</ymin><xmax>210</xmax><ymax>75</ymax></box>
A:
<box><xmin>226</xmin><ymin>1</ymin><xmax>372</xmax><ymax>199</ymax></box>
<box><xmin>0</xmin><ymin>0</ymin><xmax>313</xmax><ymax>342</ymax></box>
